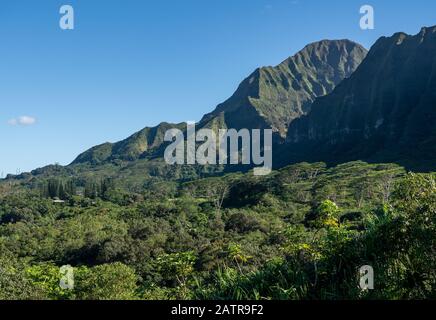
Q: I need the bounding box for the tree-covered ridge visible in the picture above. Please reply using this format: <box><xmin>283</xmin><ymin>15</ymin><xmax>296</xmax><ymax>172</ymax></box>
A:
<box><xmin>1</xmin><ymin>161</ymin><xmax>434</xmax><ymax>299</ymax></box>
<box><xmin>71</xmin><ymin>122</ymin><xmax>187</xmax><ymax>165</ymax></box>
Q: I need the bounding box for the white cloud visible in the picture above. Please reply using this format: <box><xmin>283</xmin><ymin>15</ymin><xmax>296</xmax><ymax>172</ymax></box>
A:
<box><xmin>8</xmin><ymin>116</ymin><xmax>37</xmax><ymax>126</ymax></box>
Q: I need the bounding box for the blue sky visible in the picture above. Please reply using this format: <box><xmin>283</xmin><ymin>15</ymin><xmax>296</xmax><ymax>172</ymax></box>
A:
<box><xmin>1</xmin><ymin>0</ymin><xmax>436</xmax><ymax>175</ymax></box>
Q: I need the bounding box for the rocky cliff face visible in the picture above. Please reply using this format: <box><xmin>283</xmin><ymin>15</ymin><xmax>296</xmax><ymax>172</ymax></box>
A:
<box><xmin>285</xmin><ymin>27</ymin><xmax>436</xmax><ymax>169</ymax></box>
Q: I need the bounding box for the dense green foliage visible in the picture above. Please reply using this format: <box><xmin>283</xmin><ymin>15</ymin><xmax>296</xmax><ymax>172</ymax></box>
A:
<box><xmin>1</xmin><ymin>26</ymin><xmax>435</xmax><ymax>301</ymax></box>
<box><xmin>0</xmin><ymin>161</ymin><xmax>434</xmax><ymax>300</ymax></box>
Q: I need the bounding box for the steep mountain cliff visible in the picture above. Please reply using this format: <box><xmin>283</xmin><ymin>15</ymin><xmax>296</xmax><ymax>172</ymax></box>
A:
<box><xmin>285</xmin><ymin>27</ymin><xmax>436</xmax><ymax>170</ymax></box>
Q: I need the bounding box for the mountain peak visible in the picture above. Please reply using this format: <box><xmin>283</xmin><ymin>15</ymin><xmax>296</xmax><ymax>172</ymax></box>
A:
<box><xmin>301</xmin><ymin>39</ymin><xmax>365</xmax><ymax>51</ymax></box>
<box><xmin>201</xmin><ymin>39</ymin><xmax>367</xmax><ymax>136</ymax></box>
<box><xmin>419</xmin><ymin>25</ymin><xmax>436</xmax><ymax>35</ymax></box>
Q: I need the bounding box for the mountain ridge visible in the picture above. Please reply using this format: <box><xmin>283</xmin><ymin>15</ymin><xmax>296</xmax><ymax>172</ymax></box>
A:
<box><xmin>71</xmin><ymin>39</ymin><xmax>367</xmax><ymax>166</ymax></box>
<box><xmin>71</xmin><ymin>122</ymin><xmax>186</xmax><ymax>165</ymax></box>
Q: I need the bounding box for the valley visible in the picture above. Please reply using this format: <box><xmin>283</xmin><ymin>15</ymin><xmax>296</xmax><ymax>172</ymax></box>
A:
<box><xmin>0</xmin><ymin>27</ymin><xmax>435</xmax><ymax>301</ymax></box>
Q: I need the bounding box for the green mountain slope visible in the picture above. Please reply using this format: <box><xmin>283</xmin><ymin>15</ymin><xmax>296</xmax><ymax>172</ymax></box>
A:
<box><xmin>201</xmin><ymin>40</ymin><xmax>367</xmax><ymax>136</ymax></box>
<box><xmin>72</xmin><ymin>122</ymin><xmax>186</xmax><ymax>165</ymax></box>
